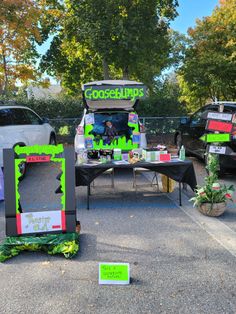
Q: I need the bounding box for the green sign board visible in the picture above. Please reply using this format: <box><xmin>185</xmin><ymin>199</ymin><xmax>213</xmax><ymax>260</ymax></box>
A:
<box><xmin>99</xmin><ymin>263</ymin><xmax>130</xmax><ymax>285</ymax></box>
<box><xmin>200</xmin><ymin>133</ymin><xmax>231</xmax><ymax>143</ymax></box>
<box><xmin>84</xmin><ymin>85</ymin><xmax>146</xmax><ymax>101</ymax></box>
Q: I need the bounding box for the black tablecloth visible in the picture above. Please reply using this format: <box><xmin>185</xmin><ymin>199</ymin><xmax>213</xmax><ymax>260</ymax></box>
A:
<box><xmin>74</xmin><ymin>160</ymin><xmax>197</xmax><ymax>191</ymax></box>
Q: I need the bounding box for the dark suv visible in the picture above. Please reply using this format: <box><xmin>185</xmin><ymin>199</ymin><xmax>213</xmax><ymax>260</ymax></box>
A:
<box><xmin>175</xmin><ymin>102</ymin><xmax>236</xmax><ymax>173</ymax></box>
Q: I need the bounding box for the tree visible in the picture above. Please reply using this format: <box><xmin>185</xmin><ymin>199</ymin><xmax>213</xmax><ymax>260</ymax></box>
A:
<box><xmin>0</xmin><ymin>0</ymin><xmax>64</xmax><ymax>96</ymax></box>
<box><xmin>0</xmin><ymin>0</ymin><xmax>43</xmax><ymax>95</ymax></box>
<box><xmin>138</xmin><ymin>73</ymin><xmax>186</xmax><ymax>116</ymax></box>
<box><xmin>179</xmin><ymin>0</ymin><xmax>236</xmax><ymax>107</ymax></box>
<box><xmin>40</xmin><ymin>0</ymin><xmax>179</xmax><ymax>94</ymax></box>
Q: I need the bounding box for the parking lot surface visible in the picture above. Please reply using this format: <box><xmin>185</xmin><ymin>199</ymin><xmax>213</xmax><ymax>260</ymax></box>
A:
<box><xmin>0</xmin><ymin>158</ymin><xmax>236</xmax><ymax>314</ymax></box>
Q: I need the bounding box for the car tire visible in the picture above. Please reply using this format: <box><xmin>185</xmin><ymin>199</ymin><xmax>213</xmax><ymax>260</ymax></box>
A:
<box><xmin>49</xmin><ymin>134</ymin><xmax>56</xmax><ymax>145</ymax></box>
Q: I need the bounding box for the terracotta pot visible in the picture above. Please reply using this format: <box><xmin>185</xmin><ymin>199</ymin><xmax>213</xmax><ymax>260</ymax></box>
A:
<box><xmin>198</xmin><ymin>202</ymin><xmax>226</xmax><ymax>217</ymax></box>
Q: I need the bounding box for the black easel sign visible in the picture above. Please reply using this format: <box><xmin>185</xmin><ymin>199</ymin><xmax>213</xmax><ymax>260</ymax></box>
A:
<box><xmin>3</xmin><ymin>145</ymin><xmax>76</xmax><ymax>236</ymax></box>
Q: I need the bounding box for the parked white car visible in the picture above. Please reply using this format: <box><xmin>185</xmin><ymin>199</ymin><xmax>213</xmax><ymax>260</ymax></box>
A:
<box><xmin>0</xmin><ymin>106</ymin><xmax>56</xmax><ymax>177</ymax></box>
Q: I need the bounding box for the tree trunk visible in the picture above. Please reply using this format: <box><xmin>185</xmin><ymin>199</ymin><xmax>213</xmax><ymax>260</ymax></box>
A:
<box><xmin>122</xmin><ymin>66</ymin><xmax>129</xmax><ymax>80</ymax></box>
<box><xmin>2</xmin><ymin>52</ymin><xmax>8</xmax><ymax>95</ymax></box>
<box><xmin>103</xmin><ymin>59</ymin><xmax>110</xmax><ymax>80</ymax></box>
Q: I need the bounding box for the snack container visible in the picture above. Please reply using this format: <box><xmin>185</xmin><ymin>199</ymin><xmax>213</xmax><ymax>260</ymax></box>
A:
<box><xmin>142</xmin><ymin>149</ymin><xmax>161</xmax><ymax>162</ymax></box>
<box><xmin>77</xmin><ymin>149</ymin><xmax>88</xmax><ymax>164</ymax></box>
<box><xmin>113</xmin><ymin>148</ymin><xmax>122</xmax><ymax>160</ymax></box>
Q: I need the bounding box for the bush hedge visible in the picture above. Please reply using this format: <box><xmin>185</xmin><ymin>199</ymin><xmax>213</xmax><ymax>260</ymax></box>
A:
<box><xmin>0</xmin><ymin>97</ymin><xmax>84</xmax><ymax>119</ymax></box>
<box><xmin>138</xmin><ymin>98</ymin><xmax>187</xmax><ymax>117</ymax></box>
<box><xmin>0</xmin><ymin>96</ymin><xmax>186</xmax><ymax>118</ymax></box>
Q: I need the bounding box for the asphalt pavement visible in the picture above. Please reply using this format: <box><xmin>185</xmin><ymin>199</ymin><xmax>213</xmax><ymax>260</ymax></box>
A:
<box><xmin>0</xmin><ymin>159</ymin><xmax>236</xmax><ymax>314</ymax></box>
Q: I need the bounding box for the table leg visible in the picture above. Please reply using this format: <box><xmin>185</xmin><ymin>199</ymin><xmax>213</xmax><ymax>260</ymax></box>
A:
<box><xmin>87</xmin><ymin>185</ymin><xmax>90</xmax><ymax>210</ymax></box>
<box><xmin>167</xmin><ymin>177</ymin><xmax>170</xmax><ymax>193</ymax></box>
<box><xmin>179</xmin><ymin>182</ymin><xmax>182</xmax><ymax>206</ymax></box>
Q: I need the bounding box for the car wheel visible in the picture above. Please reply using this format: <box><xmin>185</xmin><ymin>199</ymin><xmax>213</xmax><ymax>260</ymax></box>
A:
<box><xmin>49</xmin><ymin>134</ymin><xmax>56</xmax><ymax>145</ymax></box>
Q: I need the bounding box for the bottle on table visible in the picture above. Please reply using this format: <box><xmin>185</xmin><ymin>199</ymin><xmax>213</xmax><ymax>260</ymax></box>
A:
<box><xmin>179</xmin><ymin>145</ymin><xmax>185</xmax><ymax>161</ymax></box>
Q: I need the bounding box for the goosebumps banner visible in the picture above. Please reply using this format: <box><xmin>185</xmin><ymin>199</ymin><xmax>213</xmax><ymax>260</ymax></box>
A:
<box><xmin>84</xmin><ymin>85</ymin><xmax>146</xmax><ymax>101</ymax></box>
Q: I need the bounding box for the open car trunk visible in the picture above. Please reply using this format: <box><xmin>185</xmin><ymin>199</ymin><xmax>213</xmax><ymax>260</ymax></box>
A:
<box><xmin>74</xmin><ymin>80</ymin><xmax>147</xmax><ymax>152</ymax></box>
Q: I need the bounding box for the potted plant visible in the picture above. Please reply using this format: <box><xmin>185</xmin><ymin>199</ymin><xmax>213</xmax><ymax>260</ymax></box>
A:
<box><xmin>190</xmin><ymin>154</ymin><xmax>234</xmax><ymax>216</ymax></box>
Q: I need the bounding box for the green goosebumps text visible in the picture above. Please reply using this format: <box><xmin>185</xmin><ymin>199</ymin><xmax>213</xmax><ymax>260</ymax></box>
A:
<box><xmin>84</xmin><ymin>86</ymin><xmax>145</xmax><ymax>101</ymax></box>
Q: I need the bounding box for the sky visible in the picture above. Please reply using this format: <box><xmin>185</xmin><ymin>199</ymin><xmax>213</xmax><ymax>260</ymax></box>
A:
<box><xmin>171</xmin><ymin>0</ymin><xmax>219</xmax><ymax>34</ymax></box>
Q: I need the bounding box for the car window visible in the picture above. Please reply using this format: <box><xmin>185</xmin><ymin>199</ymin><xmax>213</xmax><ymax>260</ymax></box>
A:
<box><xmin>91</xmin><ymin>112</ymin><xmax>133</xmax><ymax>137</ymax></box>
<box><xmin>223</xmin><ymin>105</ymin><xmax>236</xmax><ymax>114</ymax></box>
<box><xmin>24</xmin><ymin>109</ymin><xmax>42</xmax><ymax>125</ymax></box>
<box><xmin>0</xmin><ymin>109</ymin><xmax>13</xmax><ymax>126</ymax></box>
<box><xmin>207</xmin><ymin>105</ymin><xmax>218</xmax><ymax>112</ymax></box>
<box><xmin>11</xmin><ymin>108</ymin><xmax>30</xmax><ymax>125</ymax></box>
<box><xmin>191</xmin><ymin>108</ymin><xmax>207</xmax><ymax>126</ymax></box>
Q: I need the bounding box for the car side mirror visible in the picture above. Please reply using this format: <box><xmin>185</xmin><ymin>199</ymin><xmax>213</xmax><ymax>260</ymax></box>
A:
<box><xmin>180</xmin><ymin>117</ymin><xmax>190</xmax><ymax>125</ymax></box>
<box><xmin>41</xmin><ymin>117</ymin><xmax>49</xmax><ymax>124</ymax></box>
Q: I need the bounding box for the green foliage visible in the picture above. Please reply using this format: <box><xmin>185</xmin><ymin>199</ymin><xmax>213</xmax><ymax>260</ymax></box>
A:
<box><xmin>177</xmin><ymin>74</ymin><xmax>208</xmax><ymax>113</ymax></box>
<box><xmin>179</xmin><ymin>0</ymin><xmax>236</xmax><ymax>108</ymax></box>
<box><xmin>0</xmin><ymin>0</ymin><xmax>43</xmax><ymax>95</ymax></box>
<box><xmin>0</xmin><ymin>96</ymin><xmax>83</xmax><ymax>118</ymax></box>
<box><xmin>0</xmin><ymin>233</ymin><xmax>79</xmax><ymax>262</ymax></box>
<box><xmin>190</xmin><ymin>181</ymin><xmax>234</xmax><ymax>207</ymax></box>
<box><xmin>40</xmin><ymin>0</ymin><xmax>179</xmax><ymax>93</ymax></box>
<box><xmin>168</xmin><ymin>30</ymin><xmax>188</xmax><ymax>68</ymax></box>
<box><xmin>138</xmin><ymin>74</ymin><xmax>187</xmax><ymax>116</ymax></box>
<box><xmin>139</xmin><ymin>97</ymin><xmax>186</xmax><ymax>117</ymax></box>
<box><xmin>47</xmin><ymin>241</ymin><xmax>79</xmax><ymax>258</ymax></box>
<box><xmin>40</xmin><ymin>35</ymin><xmax>104</xmax><ymax>94</ymax></box>
<box><xmin>190</xmin><ymin>153</ymin><xmax>234</xmax><ymax>207</ymax></box>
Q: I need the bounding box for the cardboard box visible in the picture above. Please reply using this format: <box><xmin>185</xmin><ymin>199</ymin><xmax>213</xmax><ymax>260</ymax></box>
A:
<box><xmin>142</xmin><ymin>149</ymin><xmax>167</xmax><ymax>162</ymax></box>
<box><xmin>159</xmin><ymin>153</ymin><xmax>171</xmax><ymax>162</ymax></box>
<box><xmin>113</xmin><ymin>148</ymin><xmax>122</xmax><ymax>160</ymax></box>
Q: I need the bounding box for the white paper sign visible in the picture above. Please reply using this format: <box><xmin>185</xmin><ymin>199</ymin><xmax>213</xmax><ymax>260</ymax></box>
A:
<box><xmin>99</xmin><ymin>263</ymin><xmax>130</xmax><ymax>285</ymax></box>
<box><xmin>207</xmin><ymin>112</ymin><xmax>232</xmax><ymax>122</ymax></box>
<box><xmin>85</xmin><ymin>113</ymin><xmax>95</xmax><ymax>125</ymax></box>
<box><xmin>20</xmin><ymin>211</ymin><xmax>62</xmax><ymax>234</ymax></box>
<box><xmin>209</xmin><ymin>145</ymin><xmax>226</xmax><ymax>155</ymax></box>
